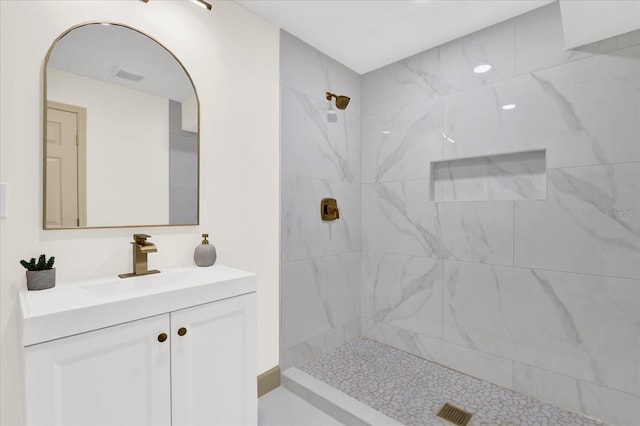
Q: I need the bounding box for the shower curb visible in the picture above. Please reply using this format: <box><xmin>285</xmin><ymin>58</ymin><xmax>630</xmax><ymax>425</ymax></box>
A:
<box><xmin>282</xmin><ymin>367</ymin><xmax>404</xmax><ymax>426</ymax></box>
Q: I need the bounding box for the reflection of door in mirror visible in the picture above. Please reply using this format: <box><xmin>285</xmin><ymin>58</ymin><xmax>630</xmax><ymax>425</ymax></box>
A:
<box><xmin>45</xmin><ymin>101</ymin><xmax>87</xmax><ymax>228</ymax></box>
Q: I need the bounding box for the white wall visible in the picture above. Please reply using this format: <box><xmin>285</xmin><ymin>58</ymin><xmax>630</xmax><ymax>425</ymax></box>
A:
<box><xmin>0</xmin><ymin>2</ymin><xmax>280</xmax><ymax>425</ymax></box>
<box><xmin>48</xmin><ymin>68</ymin><xmax>170</xmax><ymax>226</ymax></box>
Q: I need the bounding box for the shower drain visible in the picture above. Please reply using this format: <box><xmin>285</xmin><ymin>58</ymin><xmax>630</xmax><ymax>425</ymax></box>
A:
<box><xmin>437</xmin><ymin>402</ymin><xmax>472</xmax><ymax>426</ymax></box>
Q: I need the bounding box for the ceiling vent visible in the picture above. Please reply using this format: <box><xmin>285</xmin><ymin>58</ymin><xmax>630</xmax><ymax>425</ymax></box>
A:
<box><xmin>113</xmin><ymin>66</ymin><xmax>144</xmax><ymax>83</ymax></box>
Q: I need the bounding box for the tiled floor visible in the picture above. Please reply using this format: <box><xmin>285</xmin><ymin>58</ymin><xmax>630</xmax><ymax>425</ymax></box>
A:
<box><xmin>300</xmin><ymin>337</ymin><xmax>607</xmax><ymax>426</ymax></box>
<box><xmin>258</xmin><ymin>386</ymin><xmax>343</xmax><ymax>426</ymax></box>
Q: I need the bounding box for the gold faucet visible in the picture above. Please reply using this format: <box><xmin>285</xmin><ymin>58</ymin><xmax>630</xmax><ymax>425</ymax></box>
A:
<box><xmin>118</xmin><ymin>234</ymin><xmax>160</xmax><ymax>278</ymax></box>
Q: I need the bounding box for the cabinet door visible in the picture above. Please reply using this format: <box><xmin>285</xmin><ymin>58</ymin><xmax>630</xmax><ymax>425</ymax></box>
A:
<box><xmin>171</xmin><ymin>293</ymin><xmax>257</xmax><ymax>426</ymax></box>
<box><xmin>23</xmin><ymin>314</ymin><xmax>171</xmax><ymax>426</ymax></box>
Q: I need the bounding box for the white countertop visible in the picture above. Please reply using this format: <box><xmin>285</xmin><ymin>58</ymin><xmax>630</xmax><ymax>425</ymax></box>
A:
<box><xmin>18</xmin><ymin>265</ymin><xmax>256</xmax><ymax>346</ymax></box>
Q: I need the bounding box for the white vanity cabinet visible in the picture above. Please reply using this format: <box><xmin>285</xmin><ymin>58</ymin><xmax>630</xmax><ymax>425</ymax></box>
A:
<box><xmin>19</xmin><ymin>266</ymin><xmax>257</xmax><ymax>426</ymax></box>
<box><xmin>171</xmin><ymin>293</ymin><xmax>256</xmax><ymax>426</ymax></box>
<box><xmin>23</xmin><ymin>314</ymin><xmax>172</xmax><ymax>426</ymax></box>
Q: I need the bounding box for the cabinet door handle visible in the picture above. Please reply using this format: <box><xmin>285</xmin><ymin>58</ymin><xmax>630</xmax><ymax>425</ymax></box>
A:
<box><xmin>157</xmin><ymin>333</ymin><xmax>168</xmax><ymax>342</ymax></box>
<box><xmin>177</xmin><ymin>327</ymin><xmax>187</xmax><ymax>336</ymax></box>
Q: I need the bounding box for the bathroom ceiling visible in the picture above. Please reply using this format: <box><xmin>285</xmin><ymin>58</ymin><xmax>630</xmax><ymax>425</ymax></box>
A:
<box><xmin>235</xmin><ymin>0</ymin><xmax>555</xmax><ymax>74</ymax></box>
<box><xmin>48</xmin><ymin>23</ymin><xmax>194</xmax><ymax>101</ymax></box>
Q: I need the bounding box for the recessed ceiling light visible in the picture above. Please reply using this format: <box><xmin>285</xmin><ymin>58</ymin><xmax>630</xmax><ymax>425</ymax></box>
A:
<box><xmin>473</xmin><ymin>64</ymin><xmax>492</xmax><ymax>74</ymax></box>
<box><xmin>501</xmin><ymin>104</ymin><xmax>516</xmax><ymax>110</ymax></box>
<box><xmin>382</xmin><ymin>130</ymin><xmax>391</xmax><ymax>134</ymax></box>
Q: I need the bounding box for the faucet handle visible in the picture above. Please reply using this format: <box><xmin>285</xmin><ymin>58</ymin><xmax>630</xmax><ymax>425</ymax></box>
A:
<box><xmin>133</xmin><ymin>234</ymin><xmax>152</xmax><ymax>244</ymax></box>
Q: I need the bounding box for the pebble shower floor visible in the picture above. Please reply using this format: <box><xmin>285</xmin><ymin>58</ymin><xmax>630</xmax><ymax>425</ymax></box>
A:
<box><xmin>300</xmin><ymin>337</ymin><xmax>606</xmax><ymax>426</ymax></box>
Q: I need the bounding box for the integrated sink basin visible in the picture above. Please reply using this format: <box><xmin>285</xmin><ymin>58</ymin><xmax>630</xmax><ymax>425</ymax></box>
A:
<box><xmin>18</xmin><ymin>265</ymin><xmax>256</xmax><ymax>346</ymax></box>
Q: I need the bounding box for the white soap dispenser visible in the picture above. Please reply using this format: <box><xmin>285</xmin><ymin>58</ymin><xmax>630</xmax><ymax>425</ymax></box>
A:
<box><xmin>194</xmin><ymin>233</ymin><xmax>217</xmax><ymax>267</ymax></box>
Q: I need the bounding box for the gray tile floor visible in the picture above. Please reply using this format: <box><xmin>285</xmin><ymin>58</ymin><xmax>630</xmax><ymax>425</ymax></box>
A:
<box><xmin>259</xmin><ymin>387</ymin><xmax>343</xmax><ymax>426</ymax></box>
<box><xmin>300</xmin><ymin>337</ymin><xmax>607</xmax><ymax>426</ymax></box>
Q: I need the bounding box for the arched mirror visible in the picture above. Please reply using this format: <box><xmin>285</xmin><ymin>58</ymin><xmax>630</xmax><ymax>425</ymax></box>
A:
<box><xmin>43</xmin><ymin>23</ymin><xmax>199</xmax><ymax>229</ymax></box>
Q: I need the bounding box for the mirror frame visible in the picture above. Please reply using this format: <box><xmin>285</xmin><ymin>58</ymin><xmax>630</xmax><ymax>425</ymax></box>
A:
<box><xmin>43</xmin><ymin>22</ymin><xmax>200</xmax><ymax>230</ymax></box>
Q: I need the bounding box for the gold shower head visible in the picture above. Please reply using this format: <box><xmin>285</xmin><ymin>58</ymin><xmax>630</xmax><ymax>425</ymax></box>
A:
<box><xmin>326</xmin><ymin>92</ymin><xmax>350</xmax><ymax>110</ymax></box>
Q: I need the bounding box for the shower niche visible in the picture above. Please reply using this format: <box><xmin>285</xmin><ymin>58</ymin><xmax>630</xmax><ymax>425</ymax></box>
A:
<box><xmin>430</xmin><ymin>149</ymin><xmax>546</xmax><ymax>202</ymax></box>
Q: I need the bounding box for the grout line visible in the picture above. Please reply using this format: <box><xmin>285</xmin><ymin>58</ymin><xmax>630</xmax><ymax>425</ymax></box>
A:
<box><xmin>546</xmin><ymin>160</ymin><xmax>640</xmax><ymax>171</ymax></box>
<box><xmin>374</xmin><ymin>320</ymin><xmax>515</xmax><ymax>365</ymax></box>
<box><xmin>513</xmin><ymin>12</ymin><xmax>518</xmax><ymax>76</ymax></box>
<box><xmin>523</xmin><ymin>38</ymin><xmax>640</xmax><ymax>76</ymax></box>
<box><xmin>368</xmin><ymin>250</ymin><xmax>640</xmax><ymax>281</ymax></box>
<box><xmin>359</xmin><ymin>161</ymin><xmax>363</xmax><ymax>326</ymax></box>
<box><xmin>431</xmin><ymin>197</ymin><xmax>544</xmax><ymax>204</ymax></box>
<box><xmin>282</xmin><ymin>173</ymin><xmax>361</xmax><ymax>186</ymax></box>
<box><xmin>360</xmin><ymin>250</ymin><xmax>639</xmax><ymax>281</ymax></box>
<box><xmin>282</xmin><ymin>250</ymin><xmax>362</xmax><ymax>264</ymax></box>
<box><xmin>512</xmin><ymin>201</ymin><xmax>515</xmax><ymax>267</ymax></box>
<box><xmin>359</xmin><ymin>251</ymin><xmax>440</xmax><ymax>260</ymax></box>
<box><xmin>440</xmin><ymin>94</ymin><xmax>445</xmax><ymax>167</ymax></box>
<box><xmin>512</xmin><ymin>360</ymin><xmax>640</xmax><ymax>399</ymax></box>
<box><xmin>441</xmin><ymin>259</ymin><xmax>445</xmax><ymax>340</ymax></box>
<box><xmin>359</xmin><ymin>250</ymin><xmax>516</xmax><ymax>269</ymax></box>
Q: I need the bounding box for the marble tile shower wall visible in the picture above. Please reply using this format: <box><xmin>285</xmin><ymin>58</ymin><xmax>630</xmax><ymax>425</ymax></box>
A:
<box><xmin>360</xmin><ymin>4</ymin><xmax>640</xmax><ymax>426</ymax></box>
<box><xmin>280</xmin><ymin>32</ymin><xmax>362</xmax><ymax>370</ymax></box>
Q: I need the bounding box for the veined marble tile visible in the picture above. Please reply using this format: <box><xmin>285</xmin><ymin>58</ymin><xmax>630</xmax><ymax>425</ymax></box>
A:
<box><xmin>515</xmin><ymin>163</ymin><xmax>640</xmax><ymax>279</ymax></box>
<box><xmin>444</xmin><ymin>261</ymin><xmax>640</xmax><ymax>396</ymax></box>
<box><xmin>574</xmin><ymin>29</ymin><xmax>640</xmax><ymax>56</ymax></box>
<box><xmin>361</xmin><ymin>98</ymin><xmax>442</xmax><ymax>183</ymax></box>
<box><xmin>444</xmin><ymin>45</ymin><xmax>640</xmax><ymax>168</ymax></box>
<box><xmin>362</xmin><ymin>180</ymin><xmax>513</xmax><ymax>265</ymax></box>
<box><xmin>361</xmin><ymin>180</ymin><xmax>438</xmax><ymax>257</ymax></box>
<box><xmin>514</xmin><ymin>2</ymin><xmax>592</xmax><ymax>75</ymax></box>
<box><xmin>362</xmin><ymin>20</ymin><xmax>515</xmax><ymax>116</ymax></box>
<box><xmin>361</xmin><ymin>253</ymin><xmax>443</xmax><ymax>338</ymax></box>
<box><xmin>327</xmin><ymin>253</ymin><xmax>361</xmax><ymax>328</ymax></box>
<box><xmin>361</xmin><ymin>319</ymin><xmax>514</xmax><ymax>390</ymax></box>
<box><xmin>515</xmin><ymin>363</ymin><xmax>640</xmax><ymax>426</ymax></box>
<box><xmin>281</xmin><ymin>253</ymin><xmax>360</xmax><ymax>349</ymax></box>
<box><xmin>282</xmin><ymin>87</ymin><xmax>360</xmax><ymax>182</ymax></box>
<box><xmin>281</xmin><ymin>31</ymin><xmax>361</xmax><ymax>115</ymax></box>
<box><xmin>432</xmin><ymin>150</ymin><xmax>546</xmax><ymax>201</ymax></box>
<box><xmin>281</xmin><ymin>318</ymin><xmax>360</xmax><ymax>371</ymax></box>
<box><xmin>281</xmin><ymin>259</ymin><xmax>332</xmax><ymax>350</ymax></box>
<box><xmin>282</xmin><ymin>175</ymin><xmax>360</xmax><ymax>262</ymax></box>
<box><xmin>435</xmin><ymin>201</ymin><xmax>514</xmax><ymax>265</ymax></box>
<box><xmin>515</xmin><ymin>3</ymin><xmax>640</xmax><ymax>75</ymax></box>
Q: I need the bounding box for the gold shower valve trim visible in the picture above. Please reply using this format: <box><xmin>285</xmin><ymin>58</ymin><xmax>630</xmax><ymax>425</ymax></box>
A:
<box><xmin>321</xmin><ymin>198</ymin><xmax>340</xmax><ymax>221</ymax></box>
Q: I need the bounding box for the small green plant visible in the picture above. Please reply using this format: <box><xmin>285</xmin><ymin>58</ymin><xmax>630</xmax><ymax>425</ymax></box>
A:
<box><xmin>20</xmin><ymin>254</ymin><xmax>55</xmax><ymax>271</ymax></box>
